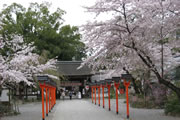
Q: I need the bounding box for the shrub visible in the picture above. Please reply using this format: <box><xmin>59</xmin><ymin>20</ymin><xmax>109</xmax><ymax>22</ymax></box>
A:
<box><xmin>130</xmin><ymin>95</ymin><xmax>155</xmax><ymax>108</ymax></box>
<box><xmin>0</xmin><ymin>102</ymin><xmax>12</xmax><ymax>116</ymax></box>
<box><xmin>164</xmin><ymin>93</ymin><xmax>180</xmax><ymax>116</ymax></box>
<box><xmin>110</xmin><ymin>87</ymin><xmax>116</xmax><ymax>99</ymax></box>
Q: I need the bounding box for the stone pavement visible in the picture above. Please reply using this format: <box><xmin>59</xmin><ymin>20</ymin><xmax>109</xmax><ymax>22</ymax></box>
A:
<box><xmin>1</xmin><ymin>98</ymin><xmax>180</xmax><ymax>120</ymax></box>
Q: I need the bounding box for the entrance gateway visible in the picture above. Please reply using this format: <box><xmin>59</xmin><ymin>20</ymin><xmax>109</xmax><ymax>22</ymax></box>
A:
<box><xmin>57</xmin><ymin>61</ymin><xmax>93</xmax><ymax>97</ymax></box>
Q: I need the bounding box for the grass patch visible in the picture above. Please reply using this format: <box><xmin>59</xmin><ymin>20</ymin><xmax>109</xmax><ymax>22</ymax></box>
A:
<box><xmin>130</xmin><ymin>95</ymin><xmax>159</xmax><ymax>109</ymax></box>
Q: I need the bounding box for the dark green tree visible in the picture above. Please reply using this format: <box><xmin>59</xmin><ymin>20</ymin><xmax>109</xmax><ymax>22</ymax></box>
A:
<box><xmin>0</xmin><ymin>2</ymin><xmax>86</xmax><ymax>60</ymax></box>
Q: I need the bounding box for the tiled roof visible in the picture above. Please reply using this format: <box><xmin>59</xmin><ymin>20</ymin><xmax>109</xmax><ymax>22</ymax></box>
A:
<box><xmin>56</xmin><ymin>61</ymin><xmax>93</xmax><ymax>76</ymax></box>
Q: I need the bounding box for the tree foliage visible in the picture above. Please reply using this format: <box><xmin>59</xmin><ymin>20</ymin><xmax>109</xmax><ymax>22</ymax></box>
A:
<box><xmin>0</xmin><ymin>2</ymin><xmax>86</xmax><ymax>60</ymax></box>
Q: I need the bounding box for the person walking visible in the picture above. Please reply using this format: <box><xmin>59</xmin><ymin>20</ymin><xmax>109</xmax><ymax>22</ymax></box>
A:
<box><xmin>78</xmin><ymin>91</ymin><xmax>81</xmax><ymax>99</ymax></box>
<box><xmin>69</xmin><ymin>91</ymin><xmax>72</xmax><ymax>100</ymax></box>
<box><xmin>62</xmin><ymin>91</ymin><xmax>65</xmax><ymax>100</ymax></box>
<box><xmin>59</xmin><ymin>91</ymin><xmax>61</xmax><ymax>99</ymax></box>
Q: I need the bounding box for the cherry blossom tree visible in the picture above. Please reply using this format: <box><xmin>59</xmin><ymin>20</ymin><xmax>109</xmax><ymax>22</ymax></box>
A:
<box><xmin>0</xmin><ymin>35</ymin><xmax>57</xmax><ymax>86</ymax></box>
<box><xmin>83</xmin><ymin>0</ymin><xmax>180</xmax><ymax>99</ymax></box>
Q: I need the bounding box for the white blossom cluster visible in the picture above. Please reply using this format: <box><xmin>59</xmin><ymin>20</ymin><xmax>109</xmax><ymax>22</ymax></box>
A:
<box><xmin>82</xmin><ymin>0</ymin><xmax>180</xmax><ymax>76</ymax></box>
<box><xmin>0</xmin><ymin>35</ymin><xmax>57</xmax><ymax>86</ymax></box>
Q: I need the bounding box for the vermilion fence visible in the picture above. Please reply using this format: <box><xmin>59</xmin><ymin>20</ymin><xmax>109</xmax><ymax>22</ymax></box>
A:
<box><xmin>37</xmin><ymin>75</ymin><xmax>57</xmax><ymax>120</ymax></box>
<box><xmin>90</xmin><ymin>74</ymin><xmax>132</xmax><ymax>119</ymax></box>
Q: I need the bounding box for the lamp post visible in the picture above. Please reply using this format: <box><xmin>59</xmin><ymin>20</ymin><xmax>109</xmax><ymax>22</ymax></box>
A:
<box><xmin>54</xmin><ymin>87</ymin><xmax>56</xmax><ymax>105</ymax></box>
<box><xmin>100</xmin><ymin>80</ymin><xmax>106</xmax><ymax>108</ymax></box>
<box><xmin>90</xmin><ymin>83</ymin><xmax>94</xmax><ymax>103</ymax></box>
<box><xmin>97</xmin><ymin>82</ymin><xmax>101</xmax><ymax>106</ymax></box>
<box><xmin>39</xmin><ymin>82</ymin><xmax>45</xmax><ymax>120</ymax></box>
<box><xmin>45</xmin><ymin>86</ymin><xmax>48</xmax><ymax>116</ymax></box>
<box><xmin>48</xmin><ymin>86</ymin><xmax>51</xmax><ymax>112</ymax></box>
<box><xmin>112</xmin><ymin>77</ymin><xmax>121</xmax><ymax>114</ymax></box>
<box><xmin>105</xmin><ymin>79</ymin><xmax>112</xmax><ymax>111</ymax></box>
<box><xmin>94</xmin><ymin>83</ymin><xmax>97</xmax><ymax>105</ymax></box>
<box><xmin>49</xmin><ymin>87</ymin><xmax>52</xmax><ymax>111</ymax></box>
<box><xmin>121</xmin><ymin>74</ymin><xmax>132</xmax><ymax>119</ymax></box>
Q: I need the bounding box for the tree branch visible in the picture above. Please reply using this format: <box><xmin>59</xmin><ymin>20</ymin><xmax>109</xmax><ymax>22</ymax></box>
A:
<box><xmin>122</xmin><ymin>3</ymin><xmax>131</xmax><ymax>34</ymax></box>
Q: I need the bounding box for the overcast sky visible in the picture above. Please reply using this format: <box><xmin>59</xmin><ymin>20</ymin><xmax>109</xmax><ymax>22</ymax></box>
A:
<box><xmin>0</xmin><ymin>0</ymin><xmax>97</xmax><ymax>26</ymax></box>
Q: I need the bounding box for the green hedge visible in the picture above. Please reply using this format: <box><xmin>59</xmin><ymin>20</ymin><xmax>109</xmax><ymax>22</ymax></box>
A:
<box><xmin>164</xmin><ymin>94</ymin><xmax>180</xmax><ymax>116</ymax></box>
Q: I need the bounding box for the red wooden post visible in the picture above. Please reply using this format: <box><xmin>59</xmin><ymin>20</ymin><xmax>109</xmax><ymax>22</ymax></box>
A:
<box><xmin>124</xmin><ymin>81</ymin><xmax>130</xmax><ymax>119</ymax></box>
<box><xmin>53</xmin><ymin>88</ymin><xmax>54</xmax><ymax>106</ymax></box>
<box><xmin>98</xmin><ymin>86</ymin><xmax>100</xmax><ymax>106</ymax></box>
<box><xmin>91</xmin><ymin>86</ymin><xmax>94</xmax><ymax>103</ymax></box>
<box><xmin>50</xmin><ymin>88</ymin><xmax>52</xmax><ymax>110</ymax></box>
<box><xmin>107</xmin><ymin>85</ymin><xmax>111</xmax><ymax>111</ymax></box>
<box><xmin>102</xmin><ymin>85</ymin><xmax>105</xmax><ymax>108</ymax></box>
<box><xmin>54</xmin><ymin>87</ymin><xmax>56</xmax><ymax>105</ymax></box>
<box><xmin>54</xmin><ymin>88</ymin><xmax>55</xmax><ymax>106</ymax></box>
<box><xmin>52</xmin><ymin>88</ymin><xmax>53</xmax><ymax>107</ymax></box>
<box><xmin>52</xmin><ymin>88</ymin><xmax>53</xmax><ymax>108</ymax></box>
<box><xmin>53</xmin><ymin>88</ymin><xmax>55</xmax><ymax>106</ymax></box>
<box><xmin>95</xmin><ymin>86</ymin><xmax>96</xmax><ymax>105</ymax></box>
<box><xmin>55</xmin><ymin>87</ymin><xmax>56</xmax><ymax>104</ymax></box>
<box><xmin>45</xmin><ymin>86</ymin><xmax>48</xmax><ymax>116</ymax></box>
<box><xmin>53</xmin><ymin>88</ymin><xmax>54</xmax><ymax>107</ymax></box>
<box><xmin>49</xmin><ymin>87</ymin><xmax>51</xmax><ymax>112</ymax></box>
<box><xmin>115</xmin><ymin>83</ymin><xmax>120</xmax><ymax>114</ymax></box>
<box><xmin>116</xmin><ymin>86</ymin><xmax>118</xmax><ymax>114</ymax></box>
<box><xmin>49</xmin><ymin>88</ymin><xmax>51</xmax><ymax>110</ymax></box>
<box><xmin>52</xmin><ymin>87</ymin><xmax>54</xmax><ymax>108</ymax></box>
<box><xmin>40</xmin><ymin>83</ymin><xmax>45</xmax><ymax>120</ymax></box>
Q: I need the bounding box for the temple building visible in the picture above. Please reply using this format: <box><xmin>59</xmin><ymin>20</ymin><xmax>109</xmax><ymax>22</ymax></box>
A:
<box><xmin>57</xmin><ymin>61</ymin><xmax>93</xmax><ymax>97</ymax></box>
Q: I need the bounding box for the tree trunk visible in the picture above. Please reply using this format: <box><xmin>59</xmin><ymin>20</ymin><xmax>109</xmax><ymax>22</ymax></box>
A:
<box><xmin>153</xmin><ymin>69</ymin><xmax>180</xmax><ymax>100</ymax></box>
<box><xmin>132</xmin><ymin>77</ymin><xmax>142</xmax><ymax>94</ymax></box>
<box><xmin>26</xmin><ymin>86</ymin><xmax>28</xmax><ymax>100</ymax></box>
<box><xmin>132</xmin><ymin>46</ymin><xmax>180</xmax><ymax>101</ymax></box>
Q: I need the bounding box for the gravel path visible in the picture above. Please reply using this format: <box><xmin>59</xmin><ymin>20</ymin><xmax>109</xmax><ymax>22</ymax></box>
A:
<box><xmin>1</xmin><ymin>102</ymin><xmax>42</xmax><ymax>120</ymax></box>
<box><xmin>1</xmin><ymin>98</ymin><xmax>179</xmax><ymax>120</ymax></box>
<box><xmin>48</xmin><ymin>99</ymin><xmax>123</xmax><ymax>120</ymax></box>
